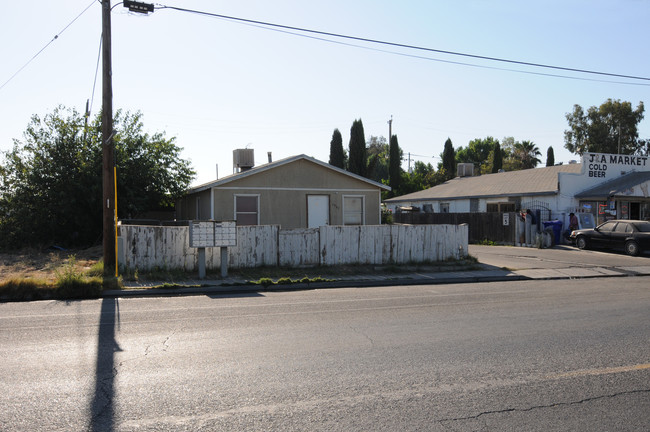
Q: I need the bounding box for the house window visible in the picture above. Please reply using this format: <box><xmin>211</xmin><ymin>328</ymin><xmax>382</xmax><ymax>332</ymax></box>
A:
<box><xmin>440</xmin><ymin>203</ymin><xmax>450</xmax><ymax>213</ymax></box>
<box><xmin>487</xmin><ymin>202</ymin><xmax>515</xmax><ymax>213</ymax></box>
<box><xmin>470</xmin><ymin>199</ymin><xmax>479</xmax><ymax>213</ymax></box>
<box><xmin>343</xmin><ymin>196</ymin><xmax>364</xmax><ymax>225</ymax></box>
<box><xmin>235</xmin><ymin>195</ymin><xmax>259</xmax><ymax>225</ymax></box>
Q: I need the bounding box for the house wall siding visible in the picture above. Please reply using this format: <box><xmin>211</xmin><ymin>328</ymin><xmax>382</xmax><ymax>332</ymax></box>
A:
<box><xmin>177</xmin><ymin>158</ymin><xmax>385</xmax><ymax>227</ymax></box>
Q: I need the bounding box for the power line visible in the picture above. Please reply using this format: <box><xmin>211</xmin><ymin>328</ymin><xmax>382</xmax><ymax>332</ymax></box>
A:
<box><xmin>88</xmin><ymin>34</ymin><xmax>103</xmax><ymax>118</ymax></box>
<box><xmin>224</xmin><ymin>21</ymin><xmax>649</xmax><ymax>86</ymax></box>
<box><xmin>156</xmin><ymin>5</ymin><xmax>650</xmax><ymax>84</ymax></box>
<box><xmin>0</xmin><ymin>0</ymin><xmax>98</xmax><ymax>92</ymax></box>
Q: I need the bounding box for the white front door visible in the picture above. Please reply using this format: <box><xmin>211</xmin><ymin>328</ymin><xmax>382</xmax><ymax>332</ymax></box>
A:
<box><xmin>307</xmin><ymin>195</ymin><xmax>329</xmax><ymax>228</ymax></box>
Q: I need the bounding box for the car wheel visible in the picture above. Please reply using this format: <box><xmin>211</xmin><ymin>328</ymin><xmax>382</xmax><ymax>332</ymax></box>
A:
<box><xmin>625</xmin><ymin>240</ymin><xmax>639</xmax><ymax>256</ymax></box>
<box><xmin>576</xmin><ymin>236</ymin><xmax>588</xmax><ymax>250</ymax></box>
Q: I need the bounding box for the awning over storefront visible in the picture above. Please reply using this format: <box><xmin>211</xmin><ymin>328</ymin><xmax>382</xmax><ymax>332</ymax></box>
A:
<box><xmin>575</xmin><ymin>171</ymin><xmax>650</xmax><ymax>200</ymax></box>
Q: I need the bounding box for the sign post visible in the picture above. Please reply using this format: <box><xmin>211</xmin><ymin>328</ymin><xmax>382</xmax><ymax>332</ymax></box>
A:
<box><xmin>189</xmin><ymin>221</ymin><xmax>237</xmax><ymax>278</ymax></box>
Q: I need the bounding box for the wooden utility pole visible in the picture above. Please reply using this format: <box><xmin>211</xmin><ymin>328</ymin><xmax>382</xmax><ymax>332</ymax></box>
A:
<box><xmin>102</xmin><ymin>0</ymin><xmax>115</xmax><ymax>276</ymax></box>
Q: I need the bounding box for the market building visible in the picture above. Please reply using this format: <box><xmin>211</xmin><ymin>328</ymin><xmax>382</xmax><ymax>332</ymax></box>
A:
<box><xmin>385</xmin><ymin>152</ymin><xmax>650</xmax><ymax>229</ymax></box>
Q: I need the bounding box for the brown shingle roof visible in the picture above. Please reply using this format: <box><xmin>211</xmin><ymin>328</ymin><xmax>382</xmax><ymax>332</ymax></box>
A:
<box><xmin>385</xmin><ymin>164</ymin><xmax>582</xmax><ymax>202</ymax></box>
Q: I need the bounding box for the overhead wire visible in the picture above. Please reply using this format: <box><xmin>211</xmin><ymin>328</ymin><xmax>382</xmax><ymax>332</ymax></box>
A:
<box><xmin>155</xmin><ymin>5</ymin><xmax>650</xmax><ymax>85</ymax></box>
<box><xmin>88</xmin><ymin>34</ymin><xmax>103</xmax><ymax>119</ymax></box>
<box><xmin>0</xmin><ymin>0</ymin><xmax>98</xmax><ymax>92</ymax></box>
<box><xmin>201</xmin><ymin>16</ymin><xmax>649</xmax><ymax>87</ymax></box>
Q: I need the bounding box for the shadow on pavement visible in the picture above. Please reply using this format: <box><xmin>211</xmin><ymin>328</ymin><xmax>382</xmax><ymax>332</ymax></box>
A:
<box><xmin>88</xmin><ymin>297</ymin><xmax>121</xmax><ymax>432</ymax></box>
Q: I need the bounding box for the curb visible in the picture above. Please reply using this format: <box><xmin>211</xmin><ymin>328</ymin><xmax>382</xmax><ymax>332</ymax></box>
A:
<box><xmin>102</xmin><ymin>266</ymin><xmax>650</xmax><ymax>299</ymax></box>
<box><xmin>102</xmin><ymin>273</ymin><xmax>530</xmax><ymax>298</ymax></box>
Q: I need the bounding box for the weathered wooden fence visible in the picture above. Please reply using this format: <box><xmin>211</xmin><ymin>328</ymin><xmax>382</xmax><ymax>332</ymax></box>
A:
<box><xmin>118</xmin><ymin>224</ymin><xmax>468</xmax><ymax>271</ymax></box>
<box><xmin>394</xmin><ymin>212</ymin><xmax>516</xmax><ymax>244</ymax></box>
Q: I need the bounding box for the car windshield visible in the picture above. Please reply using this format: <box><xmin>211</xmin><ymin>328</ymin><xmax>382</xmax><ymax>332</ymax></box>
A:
<box><xmin>633</xmin><ymin>222</ymin><xmax>650</xmax><ymax>232</ymax></box>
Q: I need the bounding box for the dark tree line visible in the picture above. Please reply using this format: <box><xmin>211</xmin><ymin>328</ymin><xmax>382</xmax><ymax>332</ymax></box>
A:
<box><xmin>0</xmin><ymin>106</ymin><xmax>195</xmax><ymax>249</ymax></box>
<box><xmin>328</xmin><ymin>99</ymin><xmax>647</xmax><ymax>199</ymax></box>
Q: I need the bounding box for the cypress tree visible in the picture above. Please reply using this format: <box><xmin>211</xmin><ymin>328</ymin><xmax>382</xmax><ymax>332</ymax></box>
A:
<box><xmin>388</xmin><ymin>134</ymin><xmax>402</xmax><ymax>196</ymax></box>
<box><xmin>348</xmin><ymin>119</ymin><xmax>367</xmax><ymax>177</ymax></box>
<box><xmin>546</xmin><ymin>146</ymin><xmax>555</xmax><ymax>167</ymax></box>
<box><xmin>442</xmin><ymin>138</ymin><xmax>456</xmax><ymax>179</ymax></box>
<box><xmin>492</xmin><ymin>141</ymin><xmax>503</xmax><ymax>173</ymax></box>
<box><xmin>328</xmin><ymin>129</ymin><xmax>345</xmax><ymax>169</ymax></box>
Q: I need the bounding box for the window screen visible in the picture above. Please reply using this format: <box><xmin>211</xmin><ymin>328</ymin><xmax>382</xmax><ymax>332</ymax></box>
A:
<box><xmin>343</xmin><ymin>196</ymin><xmax>364</xmax><ymax>225</ymax></box>
<box><xmin>235</xmin><ymin>195</ymin><xmax>258</xmax><ymax>225</ymax></box>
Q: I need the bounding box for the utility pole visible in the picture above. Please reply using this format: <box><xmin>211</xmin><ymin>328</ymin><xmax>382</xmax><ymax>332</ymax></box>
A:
<box><xmin>102</xmin><ymin>0</ymin><xmax>115</xmax><ymax>276</ymax></box>
<box><xmin>388</xmin><ymin>115</ymin><xmax>393</xmax><ymax>141</ymax></box>
<box><xmin>100</xmin><ymin>0</ymin><xmax>155</xmax><ymax>277</ymax></box>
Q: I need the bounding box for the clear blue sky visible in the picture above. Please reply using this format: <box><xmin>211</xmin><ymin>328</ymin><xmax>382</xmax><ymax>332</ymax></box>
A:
<box><xmin>1</xmin><ymin>0</ymin><xmax>649</xmax><ymax>186</ymax></box>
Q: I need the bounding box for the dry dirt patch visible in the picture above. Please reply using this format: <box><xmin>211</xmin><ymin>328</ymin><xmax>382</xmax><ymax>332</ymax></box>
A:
<box><xmin>0</xmin><ymin>246</ymin><xmax>102</xmax><ymax>283</ymax></box>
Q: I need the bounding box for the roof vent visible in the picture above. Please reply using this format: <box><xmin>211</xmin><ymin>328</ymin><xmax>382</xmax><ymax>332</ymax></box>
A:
<box><xmin>457</xmin><ymin>163</ymin><xmax>474</xmax><ymax>177</ymax></box>
<box><xmin>233</xmin><ymin>149</ymin><xmax>255</xmax><ymax>172</ymax></box>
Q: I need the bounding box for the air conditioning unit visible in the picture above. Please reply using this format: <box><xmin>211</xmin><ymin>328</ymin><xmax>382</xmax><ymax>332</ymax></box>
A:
<box><xmin>457</xmin><ymin>163</ymin><xmax>474</xmax><ymax>177</ymax></box>
<box><xmin>233</xmin><ymin>149</ymin><xmax>255</xmax><ymax>172</ymax></box>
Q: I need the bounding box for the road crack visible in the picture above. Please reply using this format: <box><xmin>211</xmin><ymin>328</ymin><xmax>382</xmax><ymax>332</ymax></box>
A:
<box><xmin>438</xmin><ymin>388</ymin><xmax>650</xmax><ymax>427</ymax></box>
<box><xmin>144</xmin><ymin>328</ymin><xmax>182</xmax><ymax>357</ymax></box>
<box><xmin>348</xmin><ymin>325</ymin><xmax>375</xmax><ymax>348</ymax></box>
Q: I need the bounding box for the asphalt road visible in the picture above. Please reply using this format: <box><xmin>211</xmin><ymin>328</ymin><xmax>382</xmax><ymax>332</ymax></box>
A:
<box><xmin>1</xmin><ymin>277</ymin><xmax>649</xmax><ymax>431</ymax></box>
<box><xmin>469</xmin><ymin>243</ymin><xmax>650</xmax><ymax>271</ymax></box>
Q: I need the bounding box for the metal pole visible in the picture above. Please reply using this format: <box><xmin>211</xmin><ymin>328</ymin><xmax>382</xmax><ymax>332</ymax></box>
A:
<box><xmin>220</xmin><ymin>246</ymin><xmax>228</xmax><ymax>278</ymax></box>
<box><xmin>102</xmin><ymin>0</ymin><xmax>116</xmax><ymax>276</ymax></box>
<box><xmin>114</xmin><ymin>166</ymin><xmax>118</xmax><ymax>277</ymax></box>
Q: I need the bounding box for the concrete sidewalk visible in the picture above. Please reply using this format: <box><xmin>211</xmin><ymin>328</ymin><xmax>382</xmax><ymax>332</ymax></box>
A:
<box><xmin>107</xmin><ymin>262</ymin><xmax>650</xmax><ymax>298</ymax></box>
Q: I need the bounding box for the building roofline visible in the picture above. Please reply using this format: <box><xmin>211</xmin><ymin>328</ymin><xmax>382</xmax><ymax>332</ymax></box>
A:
<box><xmin>385</xmin><ymin>190</ymin><xmax>558</xmax><ymax>203</ymax></box>
<box><xmin>187</xmin><ymin>154</ymin><xmax>391</xmax><ymax>194</ymax></box>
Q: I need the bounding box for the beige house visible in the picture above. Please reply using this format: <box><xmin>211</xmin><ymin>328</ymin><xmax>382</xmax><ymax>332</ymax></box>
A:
<box><xmin>176</xmin><ymin>154</ymin><xmax>390</xmax><ymax>228</ymax></box>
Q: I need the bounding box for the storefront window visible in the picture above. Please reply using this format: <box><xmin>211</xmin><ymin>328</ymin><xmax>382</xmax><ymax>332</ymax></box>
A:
<box><xmin>580</xmin><ymin>200</ymin><xmax>616</xmax><ymax>225</ymax></box>
<box><xmin>620</xmin><ymin>201</ymin><xmax>629</xmax><ymax>219</ymax></box>
<box><xmin>642</xmin><ymin>203</ymin><xmax>650</xmax><ymax>221</ymax></box>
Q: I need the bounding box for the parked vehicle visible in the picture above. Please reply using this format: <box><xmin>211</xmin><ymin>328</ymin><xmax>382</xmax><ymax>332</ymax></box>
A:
<box><xmin>570</xmin><ymin>220</ymin><xmax>650</xmax><ymax>256</ymax></box>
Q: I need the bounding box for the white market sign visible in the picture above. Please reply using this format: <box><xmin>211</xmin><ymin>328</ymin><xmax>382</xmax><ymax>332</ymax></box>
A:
<box><xmin>585</xmin><ymin>153</ymin><xmax>649</xmax><ymax>179</ymax></box>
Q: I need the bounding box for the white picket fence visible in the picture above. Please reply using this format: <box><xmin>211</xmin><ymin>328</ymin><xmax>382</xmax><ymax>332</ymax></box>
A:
<box><xmin>118</xmin><ymin>224</ymin><xmax>468</xmax><ymax>271</ymax></box>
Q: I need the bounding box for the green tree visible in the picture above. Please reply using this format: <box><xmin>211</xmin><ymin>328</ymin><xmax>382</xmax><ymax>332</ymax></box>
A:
<box><xmin>0</xmin><ymin>106</ymin><xmax>195</xmax><ymax>249</ymax></box>
<box><xmin>388</xmin><ymin>134</ymin><xmax>402</xmax><ymax>197</ymax></box>
<box><xmin>546</xmin><ymin>146</ymin><xmax>555</xmax><ymax>167</ymax></box>
<box><xmin>564</xmin><ymin>99</ymin><xmax>645</xmax><ymax>155</ymax></box>
<box><xmin>491</xmin><ymin>141</ymin><xmax>503</xmax><ymax>173</ymax></box>
<box><xmin>366</xmin><ymin>135</ymin><xmax>389</xmax><ymax>182</ymax></box>
<box><xmin>348</xmin><ymin>119</ymin><xmax>367</xmax><ymax>177</ymax></box>
<box><xmin>114</xmin><ymin>110</ymin><xmax>195</xmax><ymax>216</ymax></box>
<box><xmin>500</xmin><ymin>137</ymin><xmax>518</xmax><ymax>171</ymax></box>
<box><xmin>513</xmin><ymin>140</ymin><xmax>541</xmax><ymax>169</ymax></box>
<box><xmin>456</xmin><ymin>137</ymin><xmax>497</xmax><ymax>174</ymax></box>
<box><xmin>441</xmin><ymin>138</ymin><xmax>456</xmax><ymax>179</ymax></box>
<box><xmin>398</xmin><ymin>161</ymin><xmax>435</xmax><ymax>195</ymax></box>
<box><xmin>328</xmin><ymin>128</ymin><xmax>346</xmax><ymax>169</ymax></box>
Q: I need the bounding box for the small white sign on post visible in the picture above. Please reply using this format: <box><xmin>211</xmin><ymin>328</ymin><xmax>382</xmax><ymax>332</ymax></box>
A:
<box><xmin>189</xmin><ymin>221</ymin><xmax>237</xmax><ymax>278</ymax></box>
<box><xmin>503</xmin><ymin>213</ymin><xmax>510</xmax><ymax>226</ymax></box>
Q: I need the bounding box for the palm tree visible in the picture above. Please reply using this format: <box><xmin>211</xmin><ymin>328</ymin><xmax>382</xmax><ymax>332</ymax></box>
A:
<box><xmin>514</xmin><ymin>140</ymin><xmax>542</xmax><ymax>169</ymax></box>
